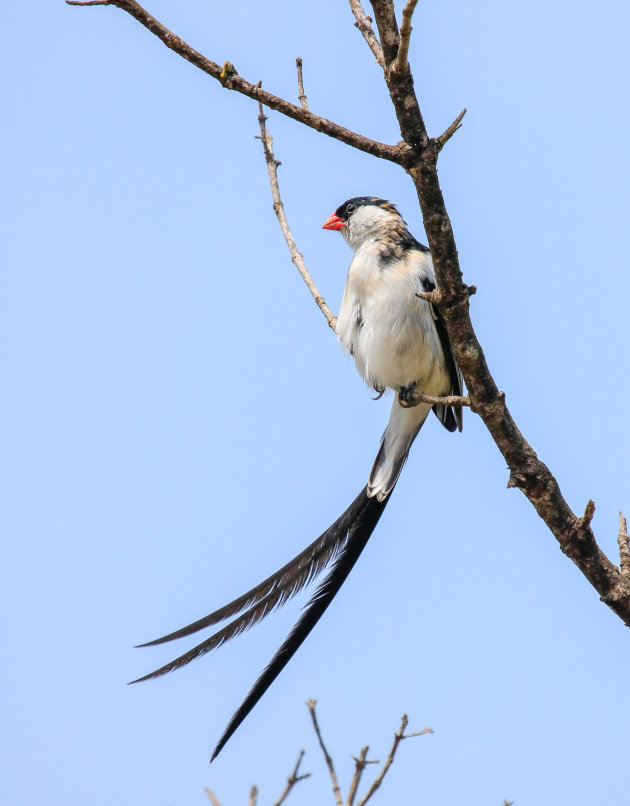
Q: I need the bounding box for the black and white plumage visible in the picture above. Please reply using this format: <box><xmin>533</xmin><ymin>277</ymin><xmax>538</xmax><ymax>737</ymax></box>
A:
<box><xmin>133</xmin><ymin>197</ymin><xmax>462</xmax><ymax>761</ymax></box>
<box><xmin>331</xmin><ymin>197</ymin><xmax>463</xmax><ymax>500</ymax></box>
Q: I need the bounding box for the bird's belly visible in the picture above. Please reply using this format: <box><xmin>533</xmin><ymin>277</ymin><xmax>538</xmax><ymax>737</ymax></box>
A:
<box><xmin>353</xmin><ymin>314</ymin><xmax>448</xmax><ymax>394</ymax></box>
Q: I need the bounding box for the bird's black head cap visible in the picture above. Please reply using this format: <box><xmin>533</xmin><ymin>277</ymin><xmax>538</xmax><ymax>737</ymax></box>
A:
<box><xmin>334</xmin><ymin>197</ymin><xmax>399</xmax><ymax>222</ymax></box>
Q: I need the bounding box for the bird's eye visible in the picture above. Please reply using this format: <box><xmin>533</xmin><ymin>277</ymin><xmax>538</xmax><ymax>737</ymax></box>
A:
<box><xmin>346</xmin><ymin>203</ymin><xmax>356</xmax><ymax>214</ymax></box>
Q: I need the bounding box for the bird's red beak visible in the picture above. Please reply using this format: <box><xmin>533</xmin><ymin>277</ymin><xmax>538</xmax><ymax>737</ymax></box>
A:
<box><xmin>322</xmin><ymin>213</ymin><xmax>345</xmax><ymax>231</ymax></box>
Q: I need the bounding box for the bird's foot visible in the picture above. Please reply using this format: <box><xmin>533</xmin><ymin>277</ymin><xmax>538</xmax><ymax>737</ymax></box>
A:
<box><xmin>372</xmin><ymin>386</ymin><xmax>385</xmax><ymax>401</ymax></box>
<box><xmin>398</xmin><ymin>382</ymin><xmax>418</xmax><ymax>408</ymax></box>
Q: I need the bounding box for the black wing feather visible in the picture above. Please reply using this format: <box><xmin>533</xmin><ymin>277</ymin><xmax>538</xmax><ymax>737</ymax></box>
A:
<box><xmin>423</xmin><ymin>279</ymin><xmax>464</xmax><ymax>432</ymax></box>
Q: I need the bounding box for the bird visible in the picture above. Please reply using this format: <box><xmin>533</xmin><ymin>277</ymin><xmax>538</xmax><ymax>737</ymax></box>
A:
<box><xmin>131</xmin><ymin>196</ymin><xmax>463</xmax><ymax>760</ymax></box>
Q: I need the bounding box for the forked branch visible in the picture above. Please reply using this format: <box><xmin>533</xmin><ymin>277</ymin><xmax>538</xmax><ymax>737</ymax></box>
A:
<box><xmin>357</xmin><ymin>716</ymin><xmax>433</xmax><ymax>806</ymax></box>
<box><xmin>66</xmin><ymin>0</ymin><xmax>402</xmax><ymax>163</ymax></box>
<box><xmin>348</xmin><ymin>0</ymin><xmax>385</xmax><ymax>67</ymax></box>
<box><xmin>306</xmin><ymin>701</ymin><xmax>432</xmax><ymax>806</ymax></box>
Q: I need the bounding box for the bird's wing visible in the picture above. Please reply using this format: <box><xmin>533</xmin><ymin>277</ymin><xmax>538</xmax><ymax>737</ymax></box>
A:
<box><xmin>424</xmin><ymin>279</ymin><xmax>464</xmax><ymax>432</ymax></box>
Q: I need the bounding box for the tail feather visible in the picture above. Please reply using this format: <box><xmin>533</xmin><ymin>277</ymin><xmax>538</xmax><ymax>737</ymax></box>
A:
<box><xmin>132</xmin><ymin>486</ymin><xmax>386</xmax><ymax>681</ymax></box>
<box><xmin>210</xmin><ymin>486</ymin><xmax>388</xmax><ymax>761</ymax></box>
<box><xmin>131</xmin><ymin>485</ymin><xmax>390</xmax><ymax>760</ymax></box>
<box><xmin>135</xmin><ymin>504</ymin><xmax>362</xmax><ymax>649</ymax></box>
<box><xmin>368</xmin><ymin>401</ymin><xmax>432</xmax><ymax>501</ymax></box>
<box><xmin>130</xmin><ymin>586</ymin><xmax>306</xmax><ymax>683</ymax></box>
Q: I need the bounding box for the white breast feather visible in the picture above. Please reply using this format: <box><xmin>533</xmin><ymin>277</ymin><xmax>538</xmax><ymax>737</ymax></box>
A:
<box><xmin>337</xmin><ymin>245</ymin><xmax>450</xmax><ymax>395</ymax></box>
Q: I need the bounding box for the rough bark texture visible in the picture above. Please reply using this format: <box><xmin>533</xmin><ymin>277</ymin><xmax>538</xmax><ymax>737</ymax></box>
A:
<box><xmin>368</xmin><ymin>0</ymin><xmax>629</xmax><ymax>621</ymax></box>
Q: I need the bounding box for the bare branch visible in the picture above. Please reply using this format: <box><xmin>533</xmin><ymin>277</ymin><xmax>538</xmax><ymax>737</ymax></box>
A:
<box><xmin>580</xmin><ymin>499</ymin><xmax>596</xmax><ymax>530</ymax></box>
<box><xmin>348</xmin><ymin>1</ymin><xmax>385</xmax><ymax>67</ymax></box>
<box><xmin>256</xmin><ymin>101</ymin><xmax>337</xmax><ymax>330</ymax></box>
<box><xmin>306</xmin><ymin>700</ymin><xmax>343</xmax><ymax>806</ymax></box>
<box><xmin>204</xmin><ymin>788</ymin><xmax>223</xmax><ymax>806</ymax></box>
<box><xmin>272</xmin><ymin>749</ymin><xmax>311</xmax><ymax>806</ymax></box>
<box><xmin>66</xmin><ymin>0</ymin><xmax>402</xmax><ymax>163</ymax></box>
<box><xmin>392</xmin><ymin>0</ymin><xmax>419</xmax><ymax>75</ymax></box>
<box><xmin>346</xmin><ymin>746</ymin><xmax>374</xmax><ymax>806</ymax></box>
<box><xmin>205</xmin><ymin>756</ymin><xmax>305</xmax><ymax>806</ymax></box>
<box><xmin>356</xmin><ymin>716</ymin><xmax>433</xmax><ymax>806</ymax></box>
<box><xmin>436</xmin><ymin>108</ymin><xmax>467</xmax><ymax>149</ymax></box>
<box><xmin>618</xmin><ymin>512</ymin><xmax>630</xmax><ymax>576</ymax></box>
<box><xmin>295</xmin><ymin>58</ymin><xmax>309</xmax><ymax>110</ymax></box>
<box><xmin>369</xmin><ymin>2</ymin><xmax>429</xmax><ymax>158</ymax></box>
<box><xmin>416</xmin><ymin>283</ymin><xmax>475</xmax><ymax>304</ymax></box>
<box><xmin>409</xmin><ymin>392</ymin><xmax>470</xmax><ymax>408</ymax></box>
<box><xmin>365</xmin><ymin>0</ymin><xmax>630</xmax><ymax>627</ymax></box>
<box><xmin>414</xmin><ymin>289</ymin><xmax>439</xmax><ymax>304</ymax></box>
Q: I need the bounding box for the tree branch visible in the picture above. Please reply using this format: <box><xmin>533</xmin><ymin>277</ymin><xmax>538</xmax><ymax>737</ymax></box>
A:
<box><xmin>366</xmin><ymin>0</ymin><xmax>630</xmax><ymax>626</ymax></box>
<box><xmin>295</xmin><ymin>58</ymin><xmax>309</xmax><ymax>111</ymax></box>
<box><xmin>272</xmin><ymin>750</ymin><xmax>310</xmax><ymax>806</ymax></box>
<box><xmin>256</xmin><ymin>101</ymin><xmax>337</xmax><ymax>331</ymax></box>
<box><xmin>356</xmin><ymin>715</ymin><xmax>432</xmax><ymax>806</ymax></box>
<box><xmin>436</xmin><ymin>108</ymin><xmax>467</xmax><ymax>150</ymax></box>
<box><xmin>346</xmin><ymin>746</ymin><xmax>376</xmax><ymax>806</ymax></box>
<box><xmin>348</xmin><ymin>0</ymin><xmax>385</xmax><ymax>67</ymax></box>
<box><xmin>66</xmin><ymin>0</ymin><xmax>402</xmax><ymax>163</ymax></box>
<box><xmin>408</xmin><ymin>392</ymin><xmax>470</xmax><ymax>408</ymax></box>
<box><xmin>618</xmin><ymin>512</ymin><xmax>630</xmax><ymax>577</ymax></box>
<box><xmin>204</xmin><ymin>788</ymin><xmax>223</xmax><ymax>806</ymax></box>
<box><xmin>368</xmin><ymin>0</ymin><xmax>428</xmax><ymax>157</ymax></box>
<box><xmin>391</xmin><ymin>0</ymin><xmax>419</xmax><ymax>75</ymax></box>
<box><xmin>306</xmin><ymin>700</ymin><xmax>343</xmax><ymax>806</ymax></box>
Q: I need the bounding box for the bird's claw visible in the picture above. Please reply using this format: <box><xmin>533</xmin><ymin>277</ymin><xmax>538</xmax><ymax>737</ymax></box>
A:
<box><xmin>398</xmin><ymin>382</ymin><xmax>418</xmax><ymax>408</ymax></box>
<box><xmin>372</xmin><ymin>387</ymin><xmax>385</xmax><ymax>400</ymax></box>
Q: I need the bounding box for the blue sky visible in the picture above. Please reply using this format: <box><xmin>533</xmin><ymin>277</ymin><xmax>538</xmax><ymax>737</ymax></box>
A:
<box><xmin>3</xmin><ymin>1</ymin><xmax>630</xmax><ymax>804</ymax></box>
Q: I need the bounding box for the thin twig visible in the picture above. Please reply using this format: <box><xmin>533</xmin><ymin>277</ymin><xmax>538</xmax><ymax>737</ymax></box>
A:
<box><xmin>306</xmin><ymin>700</ymin><xmax>343</xmax><ymax>806</ymax></box>
<box><xmin>346</xmin><ymin>746</ymin><xmax>376</xmax><ymax>806</ymax></box>
<box><xmin>256</xmin><ymin>100</ymin><xmax>337</xmax><ymax>330</ymax></box>
<box><xmin>204</xmin><ymin>788</ymin><xmax>223</xmax><ymax>806</ymax></box>
<box><xmin>580</xmin><ymin>499</ymin><xmax>596</xmax><ymax>530</ymax></box>
<box><xmin>392</xmin><ymin>0</ymin><xmax>419</xmax><ymax>74</ymax></box>
<box><xmin>272</xmin><ymin>749</ymin><xmax>311</xmax><ymax>806</ymax></box>
<box><xmin>296</xmin><ymin>58</ymin><xmax>309</xmax><ymax>110</ymax></box>
<box><xmin>409</xmin><ymin>392</ymin><xmax>470</xmax><ymax>408</ymax></box>
<box><xmin>348</xmin><ymin>0</ymin><xmax>385</xmax><ymax>67</ymax></box>
<box><xmin>248</xmin><ymin>785</ymin><xmax>258</xmax><ymax>806</ymax></box>
<box><xmin>618</xmin><ymin>512</ymin><xmax>630</xmax><ymax>576</ymax></box>
<box><xmin>66</xmin><ymin>0</ymin><xmax>401</xmax><ymax>163</ymax></box>
<box><xmin>415</xmin><ymin>283</ymin><xmax>476</xmax><ymax>304</ymax></box>
<box><xmin>356</xmin><ymin>716</ymin><xmax>433</xmax><ymax>806</ymax></box>
<box><xmin>436</xmin><ymin>108</ymin><xmax>467</xmax><ymax>149</ymax></box>
<box><xmin>415</xmin><ymin>289</ymin><xmax>440</xmax><ymax>304</ymax></box>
